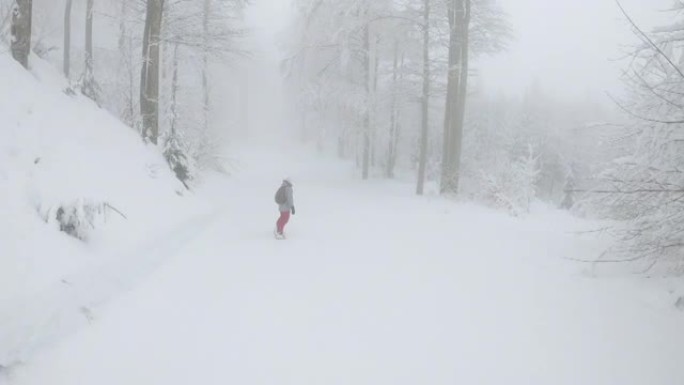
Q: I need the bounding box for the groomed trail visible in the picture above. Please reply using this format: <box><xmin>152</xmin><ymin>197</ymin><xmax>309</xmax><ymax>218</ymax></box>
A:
<box><xmin>7</xmin><ymin>146</ymin><xmax>684</xmax><ymax>385</ymax></box>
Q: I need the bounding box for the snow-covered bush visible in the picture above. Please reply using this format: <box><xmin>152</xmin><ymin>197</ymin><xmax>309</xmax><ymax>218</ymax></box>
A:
<box><xmin>41</xmin><ymin>200</ymin><xmax>126</xmax><ymax>241</ymax></box>
<box><xmin>479</xmin><ymin>145</ymin><xmax>540</xmax><ymax>216</ymax></box>
<box><xmin>559</xmin><ymin>167</ymin><xmax>577</xmax><ymax>210</ymax></box>
<box><xmin>461</xmin><ymin>88</ymin><xmax>609</xmax><ymax>215</ymax></box>
<box><xmin>591</xmin><ymin>127</ymin><xmax>684</xmax><ymax>273</ymax></box>
<box><xmin>460</xmin><ymin>98</ymin><xmax>541</xmax><ymax>215</ymax></box>
<box><xmin>163</xmin><ymin>134</ymin><xmax>193</xmax><ymax>189</ymax></box>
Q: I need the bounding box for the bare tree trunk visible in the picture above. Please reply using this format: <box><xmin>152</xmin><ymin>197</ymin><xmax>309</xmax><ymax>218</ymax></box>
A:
<box><xmin>338</xmin><ymin>129</ymin><xmax>345</xmax><ymax>158</ymax></box>
<box><xmin>440</xmin><ymin>6</ymin><xmax>458</xmax><ymax>193</ymax></box>
<box><xmin>450</xmin><ymin>0</ymin><xmax>470</xmax><ymax>190</ymax></box>
<box><xmin>141</xmin><ymin>0</ymin><xmax>165</xmax><ymax>145</ymax></box>
<box><xmin>140</xmin><ymin>14</ymin><xmax>150</xmax><ymax>113</ymax></box>
<box><xmin>397</xmin><ymin>53</ymin><xmax>405</xmax><ymax>169</ymax></box>
<box><xmin>370</xmin><ymin>34</ymin><xmax>379</xmax><ymax>169</ymax></box>
<box><xmin>362</xmin><ymin>21</ymin><xmax>371</xmax><ymax>180</ymax></box>
<box><xmin>300</xmin><ymin>111</ymin><xmax>307</xmax><ymax>142</ymax></box>
<box><xmin>170</xmin><ymin>43</ymin><xmax>179</xmax><ymax>137</ymax></box>
<box><xmin>440</xmin><ymin>0</ymin><xmax>470</xmax><ymax>194</ymax></box>
<box><xmin>118</xmin><ymin>0</ymin><xmax>135</xmax><ymax>126</ymax></box>
<box><xmin>202</xmin><ymin>0</ymin><xmax>210</xmax><ymax>131</ymax></box>
<box><xmin>63</xmin><ymin>0</ymin><xmax>72</xmax><ymax>77</ymax></box>
<box><xmin>11</xmin><ymin>0</ymin><xmax>32</xmax><ymax>69</ymax></box>
<box><xmin>241</xmin><ymin>72</ymin><xmax>250</xmax><ymax>136</ymax></box>
<box><xmin>82</xmin><ymin>0</ymin><xmax>96</xmax><ymax>99</ymax></box>
<box><xmin>387</xmin><ymin>40</ymin><xmax>399</xmax><ymax>178</ymax></box>
<box><xmin>416</xmin><ymin>0</ymin><xmax>431</xmax><ymax>195</ymax></box>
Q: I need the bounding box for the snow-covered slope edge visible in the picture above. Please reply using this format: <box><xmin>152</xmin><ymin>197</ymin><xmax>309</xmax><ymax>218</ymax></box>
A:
<box><xmin>0</xmin><ymin>53</ymin><xmax>212</xmax><ymax>368</ymax></box>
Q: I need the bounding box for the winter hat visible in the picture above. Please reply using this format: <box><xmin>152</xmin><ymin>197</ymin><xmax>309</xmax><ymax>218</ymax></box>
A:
<box><xmin>283</xmin><ymin>177</ymin><xmax>293</xmax><ymax>185</ymax></box>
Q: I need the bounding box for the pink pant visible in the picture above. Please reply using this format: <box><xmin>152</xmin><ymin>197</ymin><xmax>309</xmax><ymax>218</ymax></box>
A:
<box><xmin>276</xmin><ymin>211</ymin><xmax>291</xmax><ymax>234</ymax></box>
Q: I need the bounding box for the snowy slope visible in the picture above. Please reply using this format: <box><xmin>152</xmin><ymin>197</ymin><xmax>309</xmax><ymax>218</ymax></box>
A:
<box><xmin>4</xmin><ymin>146</ymin><xmax>684</xmax><ymax>385</ymax></box>
<box><xmin>0</xmin><ymin>53</ymin><xmax>209</xmax><ymax>367</ymax></box>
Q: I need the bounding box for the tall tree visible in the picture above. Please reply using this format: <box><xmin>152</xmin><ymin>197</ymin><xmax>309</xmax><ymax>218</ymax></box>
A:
<box><xmin>115</xmin><ymin>0</ymin><xmax>136</xmax><ymax>126</ymax></box>
<box><xmin>202</xmin><ymin>0</ymin><xmax>211</xmax><ymax>132</ymax></box>
<box><xmin>63</xmin><ymin>0</ymin><xmax>73</xmax><ymax>77</ymax></box>
<box><xmin>387</xmin><ymin>39</ymin><xmax>401</xmax><ymax>178</ymax></box>
<box><xmin>416</xmin><ymin>0</ymin><xmax>431</xmax><ymax>194</ymax></box>
<box><xmin>10</xmin><ymin>0</ymin><xmax>32</xmax><ymax>69</ymax></box>
<box><xmin>362</xmin><ymin>18</ymin><xmax>372</xmax><ymax>180</ymax></box>
<box><xmin>169</xmin><ymin>43</ymin><xmax>180</xmax><ymax>135</ymax></box>
<box><xmin>441</xmin><ymin>0</ymin><xmax>471</xmax><ymax>194</ymax></box>
<box><xmin>82</xmin><ymin>0</ymin><xmax>97</xmax><ymax>100</ymax></box>
<box><xmin>141</xmin><ymin>0</ymin><xmax>165</xmax><ymax>145</ymax></box>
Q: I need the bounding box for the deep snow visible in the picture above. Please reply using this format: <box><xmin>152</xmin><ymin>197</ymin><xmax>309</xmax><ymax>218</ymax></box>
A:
<box><xmin>3</xmin><ymin>145</ymin><xmax>684</xmax><ymax>385</ymax></box>
<box><xmin>0</xmin><ymin>52</ymin><xmax>208</xmax><ymax>367</ymax></box>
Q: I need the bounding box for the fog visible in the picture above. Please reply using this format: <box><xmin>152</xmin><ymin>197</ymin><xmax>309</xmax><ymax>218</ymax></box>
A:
<box><xmin>248</xmin><ymin>0</ymin><xmax>672</xmax><ymax>104</ymax></box>
<box><xmin>4</xmin><ymin>0</ymin><xmax>684</xmax><ymax>383</ymax></box>
<box><xmin>478</xmin><ymin>0</ymin><xmax>672</xmax><ymax>101</ymax></box>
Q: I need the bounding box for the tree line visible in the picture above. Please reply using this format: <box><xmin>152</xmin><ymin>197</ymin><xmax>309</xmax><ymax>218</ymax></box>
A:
<box><xmin>283</xmin><ymin>0</ymin><xmax>511</xmax><ymax>195</ymax></box>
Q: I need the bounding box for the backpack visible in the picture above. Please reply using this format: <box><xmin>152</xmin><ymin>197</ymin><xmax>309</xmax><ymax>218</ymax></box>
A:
<box><xmin>275</xmin><ymin>185</ymin><xmax>287</xmax><ymax>204</ymax></box>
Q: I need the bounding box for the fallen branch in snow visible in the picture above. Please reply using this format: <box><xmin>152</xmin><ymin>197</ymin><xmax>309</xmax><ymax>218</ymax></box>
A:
<box><xmin>568</xmin><ymin>227</ymin><xmax>612</xmax><ymax>235</ymax></box>
<box><xmin>40</xmin><ymin>200</ymin><xmax>129</xmax><ymax>240</ymax></box>
<box><xmin>561</xmin><ymin>252</ymin><xmax>647</xmax><ymax>264</ymax></box>
<box><xmin>104</xmin><ymin>203</ymin><xmax>127</xmax><ymax>220</ymax></box>
<box><xmin>675</xmin><ymin>297</ymin><xmax>684</xmax><ymax>310</ymax></box>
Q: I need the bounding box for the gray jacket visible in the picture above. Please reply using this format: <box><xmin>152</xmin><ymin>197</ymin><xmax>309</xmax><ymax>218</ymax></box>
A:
<box><xmin>278</xmin><ymin>183</ymin><xmax>294</xmax><ymax>212</ymax></box>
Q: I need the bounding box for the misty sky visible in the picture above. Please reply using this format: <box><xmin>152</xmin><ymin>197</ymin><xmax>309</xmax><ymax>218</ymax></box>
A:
<box><xmin>247</xmin><ymin>0</ymin><xmax>673</xmax><ymax>104</ymax></box>
<box><xmin>478</xmin><ymin>0</ymin><xmax>673</xmax><ymax>102</ymax></box>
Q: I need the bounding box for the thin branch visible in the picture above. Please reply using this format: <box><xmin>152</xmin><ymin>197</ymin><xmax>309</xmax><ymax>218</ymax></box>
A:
<box><xmin>104</xmin><ymin>203</ymin><xmax>128</xmax><ymax>220</ymax></box>
<box><xmin>562</xmin><ymin>254</ymin><xmax>648</xmax><ymax>263</ymax></box>
<box><xmin>607</xmin><ymin>92</ymin><xmax>684</xmax><ymax>124</ymax></box>
<box><xmin>616</xmin><ymin>0</ymin><xmax>684</xmax><ymax>79</ymax></box>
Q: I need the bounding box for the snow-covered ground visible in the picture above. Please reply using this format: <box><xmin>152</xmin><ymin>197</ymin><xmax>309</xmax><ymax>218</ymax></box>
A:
<box><xmin>2</xmin><ymin>142</ymin><xmax>684</xmax><ymax>385</ymax></box>
<box><xmin>0</xmin><ymin>53</ymin><xmax>209</xmax><ymax>368</ymax></box>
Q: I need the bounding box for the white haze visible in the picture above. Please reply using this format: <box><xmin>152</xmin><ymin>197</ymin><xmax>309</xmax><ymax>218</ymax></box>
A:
<box><xmin>3</xmin><ymin>0</ymin><xmax>684</xmax><ymax>384</ymax></box>
<box><xmin>242</xmin><ymin>0</ymin><xmax>296</xmax><ymax>142</ymax></box>
<box><xmin>479</xmin><ymin>0</ymin><xmax>671</xmax><ymax>101</ymax></box>
<box><xmin>251</xmin><ymin>0</ymin><xmax>672</xmax><ymax>104</ymax></box>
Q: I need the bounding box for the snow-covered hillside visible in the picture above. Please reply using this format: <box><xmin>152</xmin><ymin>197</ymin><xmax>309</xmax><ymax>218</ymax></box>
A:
<box><xmin>0</xmin><ymin>53</ymin><xmax>208</xmax><ymax>367</ymax></box>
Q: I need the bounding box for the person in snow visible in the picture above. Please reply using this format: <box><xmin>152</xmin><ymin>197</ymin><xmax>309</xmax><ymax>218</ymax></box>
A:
<box><xmin>275</xmin><ymin>178</ymin><xmax>295</xmax><ymax>238</ymax></box>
